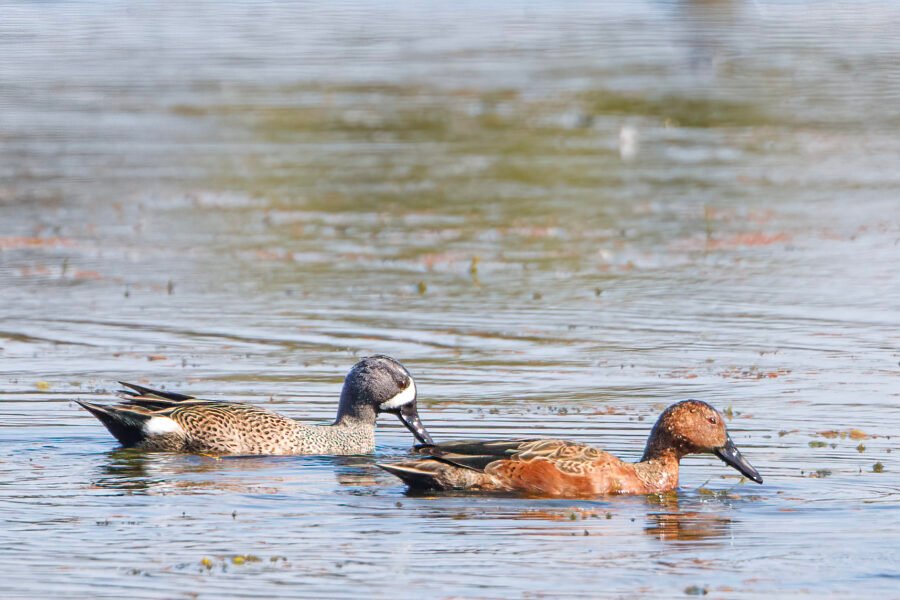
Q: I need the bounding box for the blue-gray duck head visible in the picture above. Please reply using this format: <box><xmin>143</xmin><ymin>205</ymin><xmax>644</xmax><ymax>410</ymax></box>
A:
<box><xmin>340</xmin><ymin>355</ymin><xmax>433</xmax><ymax>445</ymax></box>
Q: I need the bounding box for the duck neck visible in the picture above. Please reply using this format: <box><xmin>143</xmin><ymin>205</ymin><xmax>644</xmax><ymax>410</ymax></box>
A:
<box><xmin>334</xmin><ymin>390</ymin><xmax>378</xmax><ymax>428</ymax></box>
<box><xmin>634</xmin><ymin>448</ymin><xmax>681</xmax><ymax>492</ymax></box>
<box><xmin>636</xmin><ymin>429</ymin><xmax>688</xmax><ymax>492</ymax></box>
<box><xmin>642</xmin><ymin>431</ymin><xmax>687</xmax><ymax>461</ymax></box>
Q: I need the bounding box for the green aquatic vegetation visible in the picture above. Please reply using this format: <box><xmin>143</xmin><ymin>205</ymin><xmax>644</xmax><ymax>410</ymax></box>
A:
<box><xmin>684</xmin><ymin>585</ymin><xmax>709</xmax><ymax>596</ymax></box>
<box><xmin>808</xmin><ymin>441</ymin><xmax>827</xmax><ymax>448</ymax></box>
<box><xmin>580</xmin><ymin>90</ymin><xmax>770</xmax><ymax>128</ymax></box>
<box><xmin>872</xmin><ymin>462</ymin><xmax>884</xmax><ymax>473</ymax></box>
<box><xmin>191</xmin><ymin>87</ymin><xmax>585</xmax><ymax>152</ymax></box>
<box><xmin>172</xmin><ymin>82</ymin><xmax>642</xmax><ymax>217</ymax></box>
<box><xmin>697</xmin><ymin>486</ymin><xmax>743</xmax><ymax>500</ymax></box>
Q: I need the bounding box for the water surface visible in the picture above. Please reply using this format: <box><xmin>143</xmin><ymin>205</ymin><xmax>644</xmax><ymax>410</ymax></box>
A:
<box><xmin>1</xmin><ymin>2</ymin><xmax>899</xmax><ymax>598</ymax></box>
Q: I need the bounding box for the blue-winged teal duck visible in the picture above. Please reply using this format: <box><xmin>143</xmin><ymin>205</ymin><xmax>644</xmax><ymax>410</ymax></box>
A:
<box><xmin>378</xmin><ymin>400</ymin><xmax>761</xmax><ymax>497</ymax></box>
<box><xmin>77</xmin><ymin>355</ymin><xmax>433</xmax><ymax>455</ymax></box>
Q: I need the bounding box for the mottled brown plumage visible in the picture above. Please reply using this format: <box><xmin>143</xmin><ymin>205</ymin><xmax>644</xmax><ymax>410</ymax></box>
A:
<box><xmin>378</xmin><ymin>400</ymin><xmax>762</xmax><ymax>497</ymax></box>
<box><xmin>77</xmin><ymin>356</ymin><xmax>433</xmax><ymax>455</ymax></box>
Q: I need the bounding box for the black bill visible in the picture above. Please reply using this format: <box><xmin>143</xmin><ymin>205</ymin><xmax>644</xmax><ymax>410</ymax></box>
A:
<box><xmin>396</xmin><ymin>402</ymin><xmax>434</xmax><ymax>445</ymax></box>
<box><xmin>714</xmin><ymin>435</ymin><xmax>763</xmax><ymax>484</ymax></box>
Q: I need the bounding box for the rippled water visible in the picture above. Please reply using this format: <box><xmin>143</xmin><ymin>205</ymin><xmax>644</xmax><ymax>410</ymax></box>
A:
<box><xmin>2</xmin><ymin>1</ymin><xmax>899</xmax><ymax>597</ymax></box>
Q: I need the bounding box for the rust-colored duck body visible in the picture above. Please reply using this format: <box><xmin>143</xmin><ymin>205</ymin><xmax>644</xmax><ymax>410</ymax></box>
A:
<box><xmin>378</xmin><ymin>400</ymin><xmax>762</xmax><ymax>497</ymax></box>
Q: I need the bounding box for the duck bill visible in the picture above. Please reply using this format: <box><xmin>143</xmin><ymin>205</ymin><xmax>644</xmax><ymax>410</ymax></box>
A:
<box><xmin>396</xmin><ymin>402</ymin><xmax>434</xmax><ymax>445</ymax></box>
<box><xmin>714</xmin><ymin>436</ymin><xmax>763</xmax><ymax>484</ymax></box>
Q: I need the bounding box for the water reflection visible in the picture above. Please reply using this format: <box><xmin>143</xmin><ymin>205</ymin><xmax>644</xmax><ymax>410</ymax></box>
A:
<box><xmin>643</xmin><ymin>494</ymin><xmax>733</xmax><ymax>544</ymax></box>
<box><xmin>91</xmin><ymin>449</ymin><xmax>383</xmax><ymax>495</ymax></box>
<box><xmin>331</xmin><ymin>456</ymin><xmax>385</xmax><ymax>491</ymax></box>
<box><xmin>91</xmin><ymin>448</ymin><xmax>158</xmax><ymax>492</ymax></box>
<box><xmin>677</xmin><ymin>0</ymin><xmax>744</xmax><ymax>78</ymax></box>
<box><xmin>392</xmin><ymin>486</ymin><xmax>733</xmax><ymax>544</ymax></box>
<box><xmin>91</xmin><ymin>450</ymin><xmax>286</xmax><ymax>494</ymax></box>
<box><xmin>3</xmin><ymin>0</ymin><xmax>900</xmax><ymax>596</ymax></box>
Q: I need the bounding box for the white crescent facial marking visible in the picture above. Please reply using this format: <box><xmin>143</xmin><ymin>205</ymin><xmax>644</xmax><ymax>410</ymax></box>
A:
<box><xmin>144</xmin><ymin>416</ymin><xmax>183</xmax><ymax>436</ymax></box>
<box><xmin>379</xmin><ymin>379</ymin><xmax>416</xmax><ymax>410</ymax></box>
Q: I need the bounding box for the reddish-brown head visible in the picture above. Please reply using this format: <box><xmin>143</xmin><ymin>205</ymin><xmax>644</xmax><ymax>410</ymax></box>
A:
<box><xmin>655</xmin><ymin>400</ymin><xmax>727</xmax><ymax>452</ymax></box>
<box><xmin>643</xmin><ymin>400</ymin><xmax>762</xmax><ymax>483</ymax></box>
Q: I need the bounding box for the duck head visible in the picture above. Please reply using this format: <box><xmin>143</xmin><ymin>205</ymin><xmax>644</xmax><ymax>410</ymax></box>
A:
<box><xmin>338</xmin><ymin>355</ymin><xmax>433</xmax><ymax>445</ymax></box>
<box><xmin>644</xmin><ymin>399</ymin><xmax>762</xmax><ymax>484</ymax></box>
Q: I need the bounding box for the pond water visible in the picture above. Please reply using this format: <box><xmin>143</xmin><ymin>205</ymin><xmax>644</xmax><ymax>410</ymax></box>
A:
<box><xmin>1</xmin><ymin>1</ymin><xmax>899</xmax><ymax>597</ymax></box>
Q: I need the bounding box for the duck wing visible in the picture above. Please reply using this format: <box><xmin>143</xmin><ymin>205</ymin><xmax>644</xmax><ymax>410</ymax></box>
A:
<box><xmin>412</xmin><ymin>438</ymin><xmax>538</xmax><ymax>472</ymax></box>
<box><xmin>414</xmin><ymin>438</ymin><xmax>601</xmax><ymax>473</ymax></box>
<box><xmin>116</xmin><ymin>381</ymin><xmax>197</xmax><ymax>408</ymax></box>
<box><xmin>379</xmin><ymin>438</ymin><xmax>609</xmax><ymax>493</ymax></box>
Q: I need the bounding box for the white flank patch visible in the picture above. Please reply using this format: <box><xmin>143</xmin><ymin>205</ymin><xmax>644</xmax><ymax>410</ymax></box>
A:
<box><xmin>380</xmin><ymin>379</ymin><xmax>417</xmax><ymax>410</ymax></box>
<box><xmin>144</xmin><ymin>416</ymin><xmax>183</xmax><ymax>436</ymax></box>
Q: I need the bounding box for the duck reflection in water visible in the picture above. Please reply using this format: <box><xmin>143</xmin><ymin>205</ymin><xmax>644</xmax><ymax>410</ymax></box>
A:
<box><xmin>643</xmin><ymin>493</ymin><xmax>733</xmax><ymax>543</ymax></box>
<box><xmin>91</xmin><ymin>450</ymin><xmax>381</xmax><ymax>495</ymax></box>
<box><xmin>91</xmin><ymin>448</ymin><xmax>161</xmax><ymax>493</ymax></box>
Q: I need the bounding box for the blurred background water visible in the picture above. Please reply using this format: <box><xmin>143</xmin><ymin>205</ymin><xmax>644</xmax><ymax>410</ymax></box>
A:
<box><xmin>1</xmin><ymin>1</ymin><xmax>899</xmax><ymax>597</ymax></box>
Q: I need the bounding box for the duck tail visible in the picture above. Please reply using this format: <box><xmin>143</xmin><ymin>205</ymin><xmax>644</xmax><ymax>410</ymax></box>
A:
<box><xmin>76</xmin><ymin>400</ymin><xmax>151</xmax><ymax>447</ymax></box>
<box><xmin>377</xmin><ymin>461</ymin><xmax>446</xmax><ymax>489</ymax></box>
<box><xmin>378</xmin><ymin>459</ymin><xmax>492</xmax><ymax>491</ymax></box>
<box><xmin>117</xmin><ymin>381</ymin><xmax>194</xmax><ymax>402</ymax></box>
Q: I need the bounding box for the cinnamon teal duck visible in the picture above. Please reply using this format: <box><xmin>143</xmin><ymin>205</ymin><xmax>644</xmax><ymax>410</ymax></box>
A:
<box><xmin>77</xmin><ymin>355</ymin><xmax>433</xmax><ymax>455</ymax></box>
<box><xmin>378</xmin><ymin>399</ymin><xmax>761</xmax><ymax>496</ymax></box>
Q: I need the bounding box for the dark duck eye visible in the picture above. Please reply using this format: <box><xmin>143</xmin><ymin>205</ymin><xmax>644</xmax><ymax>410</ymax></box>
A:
<box><xmin>707</xmin><ymin>416</ymin><xmax>718</xmax><ymax>425</ymax></box>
